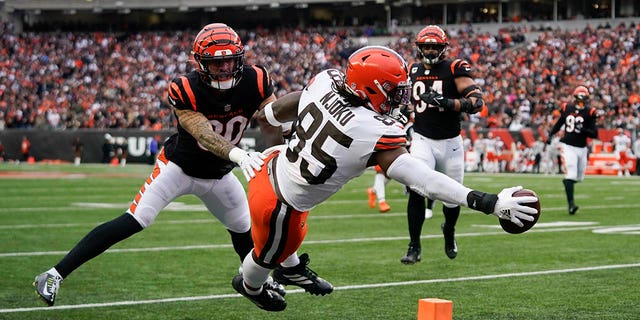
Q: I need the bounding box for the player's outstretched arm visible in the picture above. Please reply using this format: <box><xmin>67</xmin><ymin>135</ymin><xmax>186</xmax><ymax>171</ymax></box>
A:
<box><xmin>376</xmin><ymin>148</ymin><xmax>538</xmax><ymax>226</ymax></box>
<box><xmin>256</xmin><ymin>91</ymin><xmax>302</xmax><ymax>128</ymax></box>
<box><xmin>255</xmin><ymin>93</ymin><xmax>284</xmax><ymax>148</ymax></box>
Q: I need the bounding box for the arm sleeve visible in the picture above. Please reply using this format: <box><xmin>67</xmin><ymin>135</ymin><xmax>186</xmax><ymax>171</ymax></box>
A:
<box><xmin>583</xmin><ymin>109</ymin><xmax>599</xmax><ymax>138</ymax></box>
<box><xmin>386</xmin><ymin>153</ymin><xmax>472</xmax><ymax>206</ymax></box>
<box><xmin>548</xmin><ymin>116</ymin><xmax>564</xmax><ymax>137</ymax></box>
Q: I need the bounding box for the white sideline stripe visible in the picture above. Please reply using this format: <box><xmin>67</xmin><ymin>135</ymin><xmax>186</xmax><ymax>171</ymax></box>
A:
<box><xmin>3</xmin><ymin>263</ymin><xmax>639</xmax><ymax>314</ymax></box>
<box><xmin>1</xmin><ymin>201</ymin><xmax>637</xmax><ymax>214</ymax></box>
<box><xmin>2</xmin><ymin>202</ymin><xmax>638</xmax><ymax>230</ymax></box>
<box><xmin>0</xmin><ymin>225</ymin><xmax>612</xmax><ymax>258</ymax></box>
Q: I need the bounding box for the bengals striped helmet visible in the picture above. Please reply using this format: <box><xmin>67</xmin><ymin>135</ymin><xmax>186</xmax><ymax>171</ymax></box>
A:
<box><xmin>415</xmin><ymin>25</ymin><xmax>449</xmax><ymax>65</ymax></box>
<box><xmin>191</xmin><ymin>23</ymin><xmax>244</xmax><ymax>89</ymax></box>
<box><xmin>572</xmin><ymin>85</ymin><xmax>589</xmax><ymax>108</ymax></box>
<box><xmin>344</xmin><ymin>46</ymin><xmax>411</xmax><ymax>115</ymax></box>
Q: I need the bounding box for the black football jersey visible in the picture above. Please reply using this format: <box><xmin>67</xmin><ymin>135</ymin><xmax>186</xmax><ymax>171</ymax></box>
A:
<box><xmin>409</xmin><ymin>59</ymin><xmax>472</xmax><ymax>139</ymax></box>
<box><xmin>165</xmin><ymin>66</ymin><xmax>273</xmax><ymax>179</ymax></box>
<box><xmin>549</xmin><ymin>103</ymin><xmax>598</xmax><ymax>148</ymax></box>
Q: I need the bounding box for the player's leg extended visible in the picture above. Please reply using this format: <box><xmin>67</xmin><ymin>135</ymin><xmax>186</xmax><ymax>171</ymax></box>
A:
<box><xmin>401</xmin><ymin>133</ymin><xmax>434</xmax><ymax>264</ymax></box>
<box><xmin>232</xmin><ymin>153</ymin><xmax>292</xmax><ymax>311</ymax></box>
<box><xmin>34</xmin><ymin>152</ymin><xmax>184</xmax><ymax>306</ymax></box>
<box><xmin>373</xmin><ymin>170</ymin><xmax>391</xmax><ymax>212</ymax></box>
<box><xmin>439</xmin><ymin>136</ymin><xmax>464</xmax><ymax>259</ymax></box>
<box><xmin>561</xmin><ymin>144</ymin><xmax>580</xmax><ymax>215</ymax></box>
<box><xmin>198</xmin><ymin>171</ymin><xmax>253</xmax><ymax>262</ymax></box>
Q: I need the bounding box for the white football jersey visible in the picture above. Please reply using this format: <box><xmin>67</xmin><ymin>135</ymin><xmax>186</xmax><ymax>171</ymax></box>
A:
<box><xmin>613</xmin><ymin>134</ymin><xmax>630</xmax><ymax>153</ymax></box>
<box><xmin>274</xmin><ymin>69</ymin><xmax>407</xmax><ymax>211</ymax></box>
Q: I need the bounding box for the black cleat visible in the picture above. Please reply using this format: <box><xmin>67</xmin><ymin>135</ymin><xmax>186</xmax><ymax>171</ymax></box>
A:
<box><xmin>232</xmin><ymin>274</ymin><xmax>286</xmax><ymax>312</ymax></box>
<box><xmin>569</xmin><ymin>205</ymin><xmax>579</xmax><ymax>215</ymax></box>
<box><xmin>400</xmin><ymin>244</ymin><xmax>421</xmax><ymax>264</ymax></box>
<box><xmin>33</xmin><ymin>272</ymin><xmax>62</xmax><ymax>306</ymax></box>
<box><xmin>441</xmin><ymin>222</ymin><xmax>458</xmax><ymax>260</ymax></box>
<box><xmin>265</xmin><ymin>276</ymin><xmax>286</xmax><ymax>297</ymax></box>
<box><xmin>272</xmin><ymin>253</ymin><xmax>333</xmax><ymax>295</ymax></box>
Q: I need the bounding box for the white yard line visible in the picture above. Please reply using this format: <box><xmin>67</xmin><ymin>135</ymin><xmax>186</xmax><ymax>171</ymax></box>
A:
<box><xmin>2</xmin><ymin>263</ymin><xmax>638</xmax><ymax>314</ymax></box>
<box><xmin>0</xmin><ymin>224</ymin><xmax>630</xmax><ymax>258</ymax></box>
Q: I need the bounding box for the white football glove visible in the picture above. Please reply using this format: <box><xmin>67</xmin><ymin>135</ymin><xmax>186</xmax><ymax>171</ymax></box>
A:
<box><xmin>228</xmin><ymin>147</ymin><xmax>266</xmax><ymax>181</ymax></box>
<box><xmin>493</xmin><ymin>186</ymin><xmax>539</xmax><ymax>227</ymax></box>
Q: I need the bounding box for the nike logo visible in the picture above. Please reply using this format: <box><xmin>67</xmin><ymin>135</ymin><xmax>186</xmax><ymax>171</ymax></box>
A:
<box><xmin>452</xmin><ymin>147</ymin><xmax>460</xmax><ymax>151</ymax></box>
<box><xmin>472</xmin><ymin>200</ymin><xmax>477</xmax><ymax>208</ymax></box>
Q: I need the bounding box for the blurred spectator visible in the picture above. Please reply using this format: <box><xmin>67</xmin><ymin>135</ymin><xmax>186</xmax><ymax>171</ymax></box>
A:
<box><xmin>21</xmin><ymin>136</ymin><xmax>31</xmax><ymax>162</ymax></box>
<box><xmin>633</xmin><ymin>136</ymin><xmax>640</xmax><ymax>176</ymax></box>
<box><xmin>147</xmin><ymin>135</ymin><xmax>160</xmax><ymax>165</ymax></box>
<box><xmin>0</xmin><ymin>140</ymin><xmax>5</xmax><ymax>161</ymax></box>
<box><xmin>115</xmin><ymin>137</ymin><xmax>128</xmax><ymax>167</ymax></box>
<box><xmin>72</xmin><ymin>137</ymin><xmax>83</xmax><ymax>166</ymax></box>
<box><xmin>101</xmin><ymin>134</ymin><xmax>115</xmax><ymax>164</ymax></box>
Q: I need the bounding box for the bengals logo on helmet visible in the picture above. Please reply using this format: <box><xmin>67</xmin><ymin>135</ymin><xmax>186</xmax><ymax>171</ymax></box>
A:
<box><xmin>572</xmin><ymin>85</ymin><xmax>589</xmax><ymax>108</ymax></box>
<box><xmin>191</xmin><ymin>23</ymin><xmax>244</xmax><ymax>89</ymax></box>
<box><xmin>415</xmin><ymin>25</ymin><xmax>449</xmax><ymax>65</ymax></box>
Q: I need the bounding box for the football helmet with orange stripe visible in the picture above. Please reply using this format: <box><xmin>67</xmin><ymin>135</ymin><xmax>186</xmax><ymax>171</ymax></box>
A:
<box><xmin>415</xmin><ymin>25</ymin><xmax>449</xmax><ymax>65</ymax></box>
<box><xmin>572</xmin><ymin>85</ymin><xmax>589</xmax><ymax>109</ymax></box>
<box><xmin>344</xmin><ymin>46</ymin><xmax>411</xmax><ymax>115</ymax></box>
<box><xmin>192</xmin><ymin>23</ymin><xmax>244</xmax><ymax>89</ymax></box>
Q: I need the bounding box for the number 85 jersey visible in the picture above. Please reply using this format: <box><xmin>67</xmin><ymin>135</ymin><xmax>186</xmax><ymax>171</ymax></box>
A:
<box><xmin>273</xmin><ymin>69</ymin><xmax>407</xmax><ymax>211</ymax></box>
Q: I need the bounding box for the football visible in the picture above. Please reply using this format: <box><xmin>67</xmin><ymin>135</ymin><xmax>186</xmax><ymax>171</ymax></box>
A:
<box><xmin>499</xmin><ymin>189</ymin><xmax>541</xmax><ymax>234</ymax></box>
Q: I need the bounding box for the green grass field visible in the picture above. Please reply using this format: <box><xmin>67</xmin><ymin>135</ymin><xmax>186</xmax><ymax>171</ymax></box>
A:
<box><xmin>1</xmin><ymin>163</ymin><xmax>639</xmax><ymax>320</ymax></box>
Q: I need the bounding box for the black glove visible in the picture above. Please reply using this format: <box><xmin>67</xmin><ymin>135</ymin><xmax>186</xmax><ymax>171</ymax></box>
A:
<box><xmin>419</xmin><ymin>88</ymin><xmax>454</xmax><ymax>110</ymax></box>
<box><xmin>575</xmin><ymin>122</ymin><xmax>583</xmax><ymax>133</ymax></box>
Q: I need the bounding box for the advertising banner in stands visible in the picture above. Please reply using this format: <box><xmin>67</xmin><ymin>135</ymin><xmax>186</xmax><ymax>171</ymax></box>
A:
<box><xmin>0</xmin><ymin>129</ymin><xmax>266</xmax><ymax>164</ymax></box>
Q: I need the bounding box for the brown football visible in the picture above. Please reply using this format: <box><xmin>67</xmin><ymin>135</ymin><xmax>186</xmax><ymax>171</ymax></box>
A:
<box><xmin>499</xmin><ymin>189</ymin><xmax>541</xmax><ymax>234</ymax></box>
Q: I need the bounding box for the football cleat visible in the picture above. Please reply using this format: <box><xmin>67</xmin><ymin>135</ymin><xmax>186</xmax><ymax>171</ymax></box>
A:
<box><xmin>400</xmin><ymin>244</ymin><xmax>421</xmax><ymax>264</ymax></box>
<box><xmin>232</xmin><ymin>274</ymin><xmax>286</xmax><ymax>312</ymax></box>
<box><xmin>272</xmin><ymin>253</ymin><xmax>333</xmax><ymax>296</ymax></box>
<box><xmin>569</xmin><ymin>205</ymin><xmax>579</xmax><ymax>215</ymax></box>
<box><xmin>33</xmin><ymin>272</ymin><xmax>62</xmax><ymax>306</ymax></box>
<box><xmin>367</xmin><ymin>188</ymin><xmax>376</xmax><ymax>208</ymax></box>
<box><xmin>441</xmin><ymin>222</ymin><xmax>458</xmax><ymax>259</ymax></box>
<box><xmin>378</xmin><ymin>200</ymin><xmax>391</xmax><ymax>213</ymax></box>
<box><xmin>265</xmin><ymin>276</ymin><xmax>286</xmax><ymax>297</ymax></box>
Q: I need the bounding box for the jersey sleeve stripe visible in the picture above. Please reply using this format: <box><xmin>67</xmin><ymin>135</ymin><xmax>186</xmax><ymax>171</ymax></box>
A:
<box><xmin>169</xmin><ymin>82</ymin><xmax>184</xmax><ymax>102</ymax></box>
<box><xmin>252</xmin><ymin>65</ymin><xmax>265</xmax><ymax>98</ymax></box>
<box><xmin>375</xmin><ymin>135</ymin><xmax>407</xmax><ymax>151</ymax></box>
<box><xmin>451</xmin><ymin>59</ymin><xmax>462</xmax><ymax>74</ymax></box>
<box><xmin>180</xmin><ymin>77</ymin><xmax>198</xmax><ymax>111</ymax></box>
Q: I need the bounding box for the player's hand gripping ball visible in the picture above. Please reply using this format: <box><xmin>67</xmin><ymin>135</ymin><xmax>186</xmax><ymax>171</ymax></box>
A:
<box><xmin>500</xmin><ymin>189</ymin><xmax>541</xmax><ymax>234</ymax></box>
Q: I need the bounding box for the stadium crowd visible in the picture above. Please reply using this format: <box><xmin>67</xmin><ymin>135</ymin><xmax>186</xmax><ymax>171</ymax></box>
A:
<box><xmin>1</xmin><ymin>21</ymin><xmax>639</xmax><ymax>135</ymax></box>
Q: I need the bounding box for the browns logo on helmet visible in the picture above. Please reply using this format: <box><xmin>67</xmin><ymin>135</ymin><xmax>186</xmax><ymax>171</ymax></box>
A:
<box><xmin>343</xmin><ymin>46</ymin><xmax>411</xmax><ymax>115</ymax></box>
<box><xmin>191</xmin><ymin>23</ymin><xmax>244</xmax><ymax>89</ymax></box>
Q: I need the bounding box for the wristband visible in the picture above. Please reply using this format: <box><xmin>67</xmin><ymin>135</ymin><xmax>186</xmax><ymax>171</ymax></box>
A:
<box><xmin>228</xmin><ymin>147</ymin><xmax>246</xmax><ymax>164</ymax></box>
<box><xmin>263</xmin><ymin>102</ymin><xmax>284</xmax><ymax>127</ymax></box>
<box><xmin>466</xmin><ymin>190</ymin><xmax>498</xmax><ymax>214</ymax></box>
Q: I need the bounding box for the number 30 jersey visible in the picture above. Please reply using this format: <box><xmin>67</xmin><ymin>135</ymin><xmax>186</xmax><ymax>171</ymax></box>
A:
<box><xmin>165</xmin><ymin>66</ymin><xmax>273</xmax><ymax>179</ymax></box>
<box><xmin>273</xmin><ymin>69</ymin><xmax>407</xmax><ymax>211</ymax></box>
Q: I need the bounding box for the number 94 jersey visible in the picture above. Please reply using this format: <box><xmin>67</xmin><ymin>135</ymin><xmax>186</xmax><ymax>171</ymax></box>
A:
<box><xmin>274</xmin><ymin>69</ymin><xmax>407</xmax><ymax>211</ymax></box>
